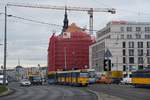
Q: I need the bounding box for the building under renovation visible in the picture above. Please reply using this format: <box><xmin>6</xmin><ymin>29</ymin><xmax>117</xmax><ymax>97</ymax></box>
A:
<box><xmin>48</xmin><ymin>9</ymin><xmax>94</xmax><ymax>72</ymax></box>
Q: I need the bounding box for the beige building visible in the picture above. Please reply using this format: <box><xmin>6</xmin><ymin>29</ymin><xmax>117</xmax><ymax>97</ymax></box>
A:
<box><xmin>89</xmin><ymin>21</ymin><xmax>150</xmax><ymax>72</ymax></box>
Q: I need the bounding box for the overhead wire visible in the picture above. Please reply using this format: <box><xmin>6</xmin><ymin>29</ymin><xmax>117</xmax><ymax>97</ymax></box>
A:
<box><xmin>0</xmin><ymin>12</ymin><xmax>62</xmax><ymax>27</ymax></box>
<box><xmin>0</xmin><ymin>12</ymin><xmax>98</xmax><ymax>32</ymax></box>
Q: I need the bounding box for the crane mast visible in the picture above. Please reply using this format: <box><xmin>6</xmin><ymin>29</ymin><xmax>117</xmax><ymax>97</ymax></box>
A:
<box><xmin>7</xmin><ymin>3</ymin><xmax>116</xmax><ymax>34</ymax></box>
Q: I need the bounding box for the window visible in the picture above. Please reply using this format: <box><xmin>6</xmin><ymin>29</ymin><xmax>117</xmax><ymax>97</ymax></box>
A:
<box><xmin>147</xmin><ymin>57</ymin><xmax>150</xmax><ymax>64</ymax></box>
<box><xmin>145</xmin><ymin>27</ymin><xmax>150</xmax><ymax>32</ymax></box>
<box><xmin>138</xmin><ymin>65</ymin><xmax>143</xmax><ymax>70</ymax></box>
<box><xmin>128</xmin><ymin>42</ymin><xmax>134</xmax><ymax>48</ymax></box>
<box><xmin>129</xmin><ymin>49</ymin><xmax>134</xmax><ymax>56</ymax></box>
<box><xmin>120</xmin><ymin>27</ymin><xmax>124</xmax><ymax>32</ymax></box>
<box><xmin>122</xmin><ymin>49</ymin><xmax>126</xmax><ymax>56</ymax></box>
<box><xmin>147</xmin><ymin>42</ymin><xmax>150</xmax><ymax>48</ymax></box>
<box><xmin>147</xmin><ymin>49</ymin><xmax>150</xmax><ymax>56</ymax></box>
<box><xmin>145</xmin><ymin>34</ymin><xmax>150</xmax><ymax>39</ymax></box>
<box><xmin>127</xmin><ymin>27</ymin><xmax>132</xmax><ymax>32</ymax></box>
<box><xmin>138</xmin><ymin>42</ymin><xmax>143</xmax><ymax>48</ymax></box>
<box><xmin>122</xmin><ymin>42</ymin><xmax>126</xmax><ymax>48</ymax></box>
<box><xmin>80</xmin><ymin>73</ymin><xmax>88</xmax><ymax>77</ymax></box>
<box><xmin>127</xmin><ymin>34</ymin><xmax>132</xmax><ymax>39</ymax></box>
<box><xmin>138</xmin><ymin>57</ymin><xmax>143</xmax><ymax>64</ymax></box>
<box><xmin>129</xmin><ymin>57</ymin><xmax>134</xmax><ymax>64</ymax></box>
<box><xmin>136</xmin><ymin>34</ymin><xmax>141</xmax><ymax>39</ymax></box>
<box><xmin>138</xmin><ymin>49</ymin><xmax>143</xmax><ymax>56</ymax></box>
<box><xmin>123</xmin><ymin>65</ymin><xmax>126</xmax><ymax>71</ymax></box>
<box><xmin>120</xmin><ymin>34</ymin><xmax>124</xmax><ymax>39</ymax></box>
<box><xmin>123</xmin><ymin>57</ymin><xmax>126</xmax><ymax>64</ymax></box>
<box><xmin>136</xmin><ymin>27</ymin><xmax>141</xmax><ymax>32</ymax></box>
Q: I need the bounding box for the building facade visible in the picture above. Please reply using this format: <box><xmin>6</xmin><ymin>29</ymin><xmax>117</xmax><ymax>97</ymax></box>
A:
<box><xmin>48</xmin><ymin>23</ymin><xmax>94</xmax><ymax>71</ymax></box>
<box><xmin>90</xmin><ymin>21</ymin><xmax>150</xmax><ymax>72</ymax></box>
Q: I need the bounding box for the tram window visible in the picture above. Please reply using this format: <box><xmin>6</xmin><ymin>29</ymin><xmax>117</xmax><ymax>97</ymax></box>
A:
<box><xmin>72</xmin><ymin>72</ymin><xmax>79</xmax><ymax>77</ymax></box>
<box><xmin>144</xmin><ymin>73</ymin><xmax>150</xmax><ymax>78</ymax></box>
<box><xmin>129</xmin><ymin>74</ymin><xmax>132</xmax><ymax>78</ymax></box>
<box><xmin>72</xmin><ymin>73</ymin><xmax>76</xmax><ymax>77</ymax></box>
<box><xmin>80</xmin><ymin>73</ymin><xmax>89</xmax><ymax>77</ymax></box>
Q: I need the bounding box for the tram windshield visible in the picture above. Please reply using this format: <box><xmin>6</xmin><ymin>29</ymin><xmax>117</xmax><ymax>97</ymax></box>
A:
<box><xmin>80</xmin><ymin>73</ymin><xmax>89</xmax><ymax>77</ymax></box>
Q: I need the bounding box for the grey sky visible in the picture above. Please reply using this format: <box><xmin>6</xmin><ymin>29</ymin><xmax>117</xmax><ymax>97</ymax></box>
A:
<box><xmin>0</xmin><ymin>0</ymin><xmax>150</xmax><ymax>68</ymax></box>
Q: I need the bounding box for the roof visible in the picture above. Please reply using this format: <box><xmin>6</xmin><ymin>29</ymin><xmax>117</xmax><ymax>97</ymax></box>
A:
<box><xmin>50</xmin><ymin>23</ymin><xmax>92</xmax><ymax>40</ymax></box>
<box><xmin>107</xmin><ymin>20</ymin><xmax>150</xmax><ymax>25</ymax></box>
<box><xmin>66</xmin><ymin>23</ymin><xmax>83</xmax><ymax>33</ymax></box>
<box><xmin>15</xmin><ymin>65</ymin><xmax>23</xmax><ymax>69</ymax></box>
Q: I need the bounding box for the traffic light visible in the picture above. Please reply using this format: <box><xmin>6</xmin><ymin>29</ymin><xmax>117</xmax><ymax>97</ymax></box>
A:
<box><xmin>104</xmin><ymin>59</ymin><xmax>111</xmax><ymax>71</ymax></box>
<box><xmin>104</xmin><ymin>59</ymin><xmax>108</xmax><ymax>71</ymax></box>
<box><xmin>108</xmin><ymin>59</ymin><xmax>111</xmax><ymax>71</ymax></box>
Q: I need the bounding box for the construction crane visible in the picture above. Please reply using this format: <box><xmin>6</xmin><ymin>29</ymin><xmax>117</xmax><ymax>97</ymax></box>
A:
<box><xmin>7</xmin><ymin>3</ymin><xmax>116</xmax><ymax>35</ymax></box>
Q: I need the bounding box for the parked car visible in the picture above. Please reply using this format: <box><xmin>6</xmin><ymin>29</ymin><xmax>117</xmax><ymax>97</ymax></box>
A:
<box><xmin>0</xmin><ymin>75</ymin><xmax>8</xmax><ymax>85</ymax></box>
<box><xmin>20</xmin><ymin>79</ymin><xmax>31</xmax><ymax>86</ymax></box>
<box><xmin>29</xmin><ymin>76</ymin><xmax>42</xmax><ymax>85</ymax></box>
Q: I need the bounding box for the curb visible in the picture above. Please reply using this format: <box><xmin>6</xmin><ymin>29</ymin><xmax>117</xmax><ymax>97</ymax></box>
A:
<box><xmin>87</xmin><ymin>89</ymin><xmax>101</xmax><ymax>100</ymax></box>
<box><xmin>0</xmin><ymin>87</ymin><xmax>15</xmax><ymax>97</ymax></box>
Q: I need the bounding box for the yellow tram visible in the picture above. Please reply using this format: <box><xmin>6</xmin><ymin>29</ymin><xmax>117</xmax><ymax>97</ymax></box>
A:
<box><xmin>56</xmin><ymin>70</ymin><xmax>89</xmax><ymax>86</ymax></box>
<box><xmin>48</xmin><ymin>69</ymin><xmax>89</xmax><ymax>86</ymax></box>
<box><xmin>132</xmin><ymin>70</ymin><xmax>150</xmax><ymax>87</ymax></box>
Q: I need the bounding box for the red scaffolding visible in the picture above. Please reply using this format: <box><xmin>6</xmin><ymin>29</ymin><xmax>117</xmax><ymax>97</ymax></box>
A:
<box><xmin>48</xmin><ymin>23</ymin><xmax>95</xmax><ymax>72</ymax></box>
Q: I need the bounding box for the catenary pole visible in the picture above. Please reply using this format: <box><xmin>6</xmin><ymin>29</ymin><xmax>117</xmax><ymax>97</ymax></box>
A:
<box><xmin>3</xmin><ymin>5</ymin><xmax>7</xmax><ymax>86</ymax></box>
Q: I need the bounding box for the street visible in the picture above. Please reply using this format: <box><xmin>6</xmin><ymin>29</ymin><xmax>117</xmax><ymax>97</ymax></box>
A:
<box><xmin>88</xmin><ymin>84</ymin><xmax>150</xmax><ymax>100</ymax></box>
<box><xmin>1</xmin><ymin>82</ymin><xmax>150</xmax><ymax>100</ymax></box>
<box><xmin>0</xmin><ymin>82</ymin><xmax>97</xmax><ymax>100</ymax></box>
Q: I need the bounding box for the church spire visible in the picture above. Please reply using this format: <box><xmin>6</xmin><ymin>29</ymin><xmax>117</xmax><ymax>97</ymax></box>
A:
<box><xmin>18</xmin><ymin>58</ymin><xmax>20</xmax><ymax>66</ymax></box>
<box><xmin>62</xmin><ymin>6</ymin><xmax>69</xmax><ymax>34</ymax></box>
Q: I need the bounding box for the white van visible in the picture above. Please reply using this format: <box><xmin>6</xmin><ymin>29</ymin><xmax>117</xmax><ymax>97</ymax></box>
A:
<box><xmin>0</xmin><ymin>75</ymin><xmax>8</xmax><ymax>85</ymax></box>
<box><xmin>121</xmin><ymin>73</ymin><xmax>132</xmax><ymax>85</ymax></box>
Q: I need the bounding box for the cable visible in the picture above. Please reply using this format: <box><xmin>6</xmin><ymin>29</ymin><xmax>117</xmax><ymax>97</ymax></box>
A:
<box><xmin>0</xmin><ymin>12</ymin><xmax>98</xmax><ymax>32</ymax></box>
<box><xmin>0</xmin><ymin>12</ymin><xmax>62</xmax><ymax>27</ymax></box>
<box><xmin>1</xmin><ymin>10</ymin><xmax>99</xmax><ymax>32</ymax></box>
<box><xmin>11</xmin><ymin>15</ymin><xmax>98</xmax><ymax>31</ymax></box>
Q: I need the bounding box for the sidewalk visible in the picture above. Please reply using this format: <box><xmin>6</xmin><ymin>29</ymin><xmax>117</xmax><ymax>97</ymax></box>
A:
<box><xmin>0</xmin><ymin>87</ymin><xmax>14</xmax><ymax>97</ymax></box>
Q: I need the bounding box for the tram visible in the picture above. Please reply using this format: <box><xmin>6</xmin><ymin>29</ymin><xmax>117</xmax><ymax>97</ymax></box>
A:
<box><xmin>48</xmin><ymin>69</ymin><xmax>89</xmax><ymax>86</ymax></box>
<box><xmin>132</xmin><ymin>70</ymin><xmax>150</xmax><ymax>87</ymax></box>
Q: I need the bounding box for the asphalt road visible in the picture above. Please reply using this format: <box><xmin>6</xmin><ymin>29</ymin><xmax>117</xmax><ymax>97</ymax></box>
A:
<box><xmin>0</xmin><ymin>82</ymin><xmax>97</xmax><ymax>100</ymax></box>
<box><xmin>88</xmin><ymin>84</ymin><xmax>150</xmax><ymax>100</ymax></box>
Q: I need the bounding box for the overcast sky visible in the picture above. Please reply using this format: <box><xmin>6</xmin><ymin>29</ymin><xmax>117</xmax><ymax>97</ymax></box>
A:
<box><xmin>0</xmin><ymin>0</ymin><xmax>150</xmax><ymax>69</ymax></box>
